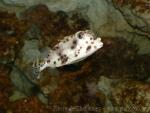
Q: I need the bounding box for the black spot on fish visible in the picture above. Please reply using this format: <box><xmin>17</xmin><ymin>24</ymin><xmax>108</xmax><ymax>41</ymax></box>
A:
<box><xmin>71</xmin><ymin>46</ymin><xmax>75</xmax><ymax>49</ymax></box>
<box><xmin>60</xmin><ymin>54</ymin><xmax>68</xmax><ymax>64</ymax></box>
<box><xmin>66</xmin><ymin>38</ymin><xmax>69</xmax><ymax>41</ymax></box>
<box><xmin>73</xmin><ymin>40</ymin><xmax>77</xmax><ymax>45</ymax></box>
<box><xmin>63</xmin><ymin>40</ymin><xmax>66</xmax><ymax>43</ymax></box>
<box><xmin>58</xmin><ymin>53</ymin><xmax>61</xmax><ymax>56</ymax></box>
<box><xmin>47</xmin><ymin>60</ymin><xmax>50</xmax><ymax>63</ymax></box>
<box><xmin>53</xmin><ymin>46</ymin><xmax>59</xmax><ymax>50</ymax></box>
<box><xmin>86</xmin><ymin>45</ymin><xmax>91</xmax><ymax>51</ymax></box>
<box><xmin>75</xmin><ymin>53</ymin><xmax>78</xmax><ymax>57</ymax></box>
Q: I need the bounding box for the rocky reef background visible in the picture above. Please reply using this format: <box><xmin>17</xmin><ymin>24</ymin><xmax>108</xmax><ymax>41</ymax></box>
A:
<box><xmin>0</xmin><ymin>0</ymin><xmax>150</xmax><ymax>113</ymax></box>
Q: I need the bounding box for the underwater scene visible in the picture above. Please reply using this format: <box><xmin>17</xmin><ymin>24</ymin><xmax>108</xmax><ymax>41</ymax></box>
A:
<box><xmin>0</xmin><ymin>0</ymin><xmax>150</xmax><ymax>113</ymax></box>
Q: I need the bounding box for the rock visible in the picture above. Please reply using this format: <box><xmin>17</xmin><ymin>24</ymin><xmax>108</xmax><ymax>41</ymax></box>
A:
<box><xmin>10</xmin><ymin>62</ymin><xmax>49</xmax><ymax>104</ymax></box>
<box><xmin>21</xmin><ymin>39</ymin><xmax>40</xmax><ymax>64</ymax></box>
<box><xmin>112</xmin><ymin>0</ymin><xmax>150</xmax><ymax>54</ymax></box>
<box><xmin>15</xmin><ymin>24</ymin><xmax>44</xmax><ymax>80</ymax></box>
<box><xmin>8</xmin><ymin>24</ymin><xmax>49</xmax><ymax>103</ymax></box>
<box><xmin>1</xmin><ymin>0</ymin><xmax>150</xmax><ymax>54</ymax></box>
<box><xmin>7</xmin><ymin>7</ymin><xmax>88</xmax><ymax>103</ymax></box>
<box><xmin>113</xmin><ymin>0</ymin><xmax>150</xmax><ymax>33</ymax></box>
<box><xmin>2</xmin><ymin>0</ymin><xmax>42</xmax><ymax>6</ymax></box>
<box><xmin>0</xmin><ymin>11</ymin><xmax>26</xmax><ymax>62</ymax></box>
<box><xmin>0</xmin><ymin>3</ymin><xmax>150</xmax><ymax>111</ymax></box>
<box><xmin>9</xmin><ymin>90</ymin><xmax>26</xmax><ymax>101</ymax></box>
<box><xmin>98</xmin><ymin>76</ymin><xmax>150</xmax><ymax>113</ymax></box>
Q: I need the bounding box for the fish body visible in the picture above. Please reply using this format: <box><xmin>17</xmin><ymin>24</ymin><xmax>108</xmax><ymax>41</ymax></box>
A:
<box><xmin>34</xmin><ymin>30</ymin><xmax>103</xmax><ymax>72</ymax></box>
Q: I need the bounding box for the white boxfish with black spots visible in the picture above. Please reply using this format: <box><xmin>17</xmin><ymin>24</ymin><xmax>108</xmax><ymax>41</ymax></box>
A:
<box><xmin>33</xmin><ymin>30</ymin><xmax>103</xmax><ymax>78</ymax></box>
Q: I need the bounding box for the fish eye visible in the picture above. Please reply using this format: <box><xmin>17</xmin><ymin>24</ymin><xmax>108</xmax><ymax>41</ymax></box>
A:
<box><xmin>77</xmin><ymin>31</ymin><xmax>84</xmax><ymax>39</ymax></box>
